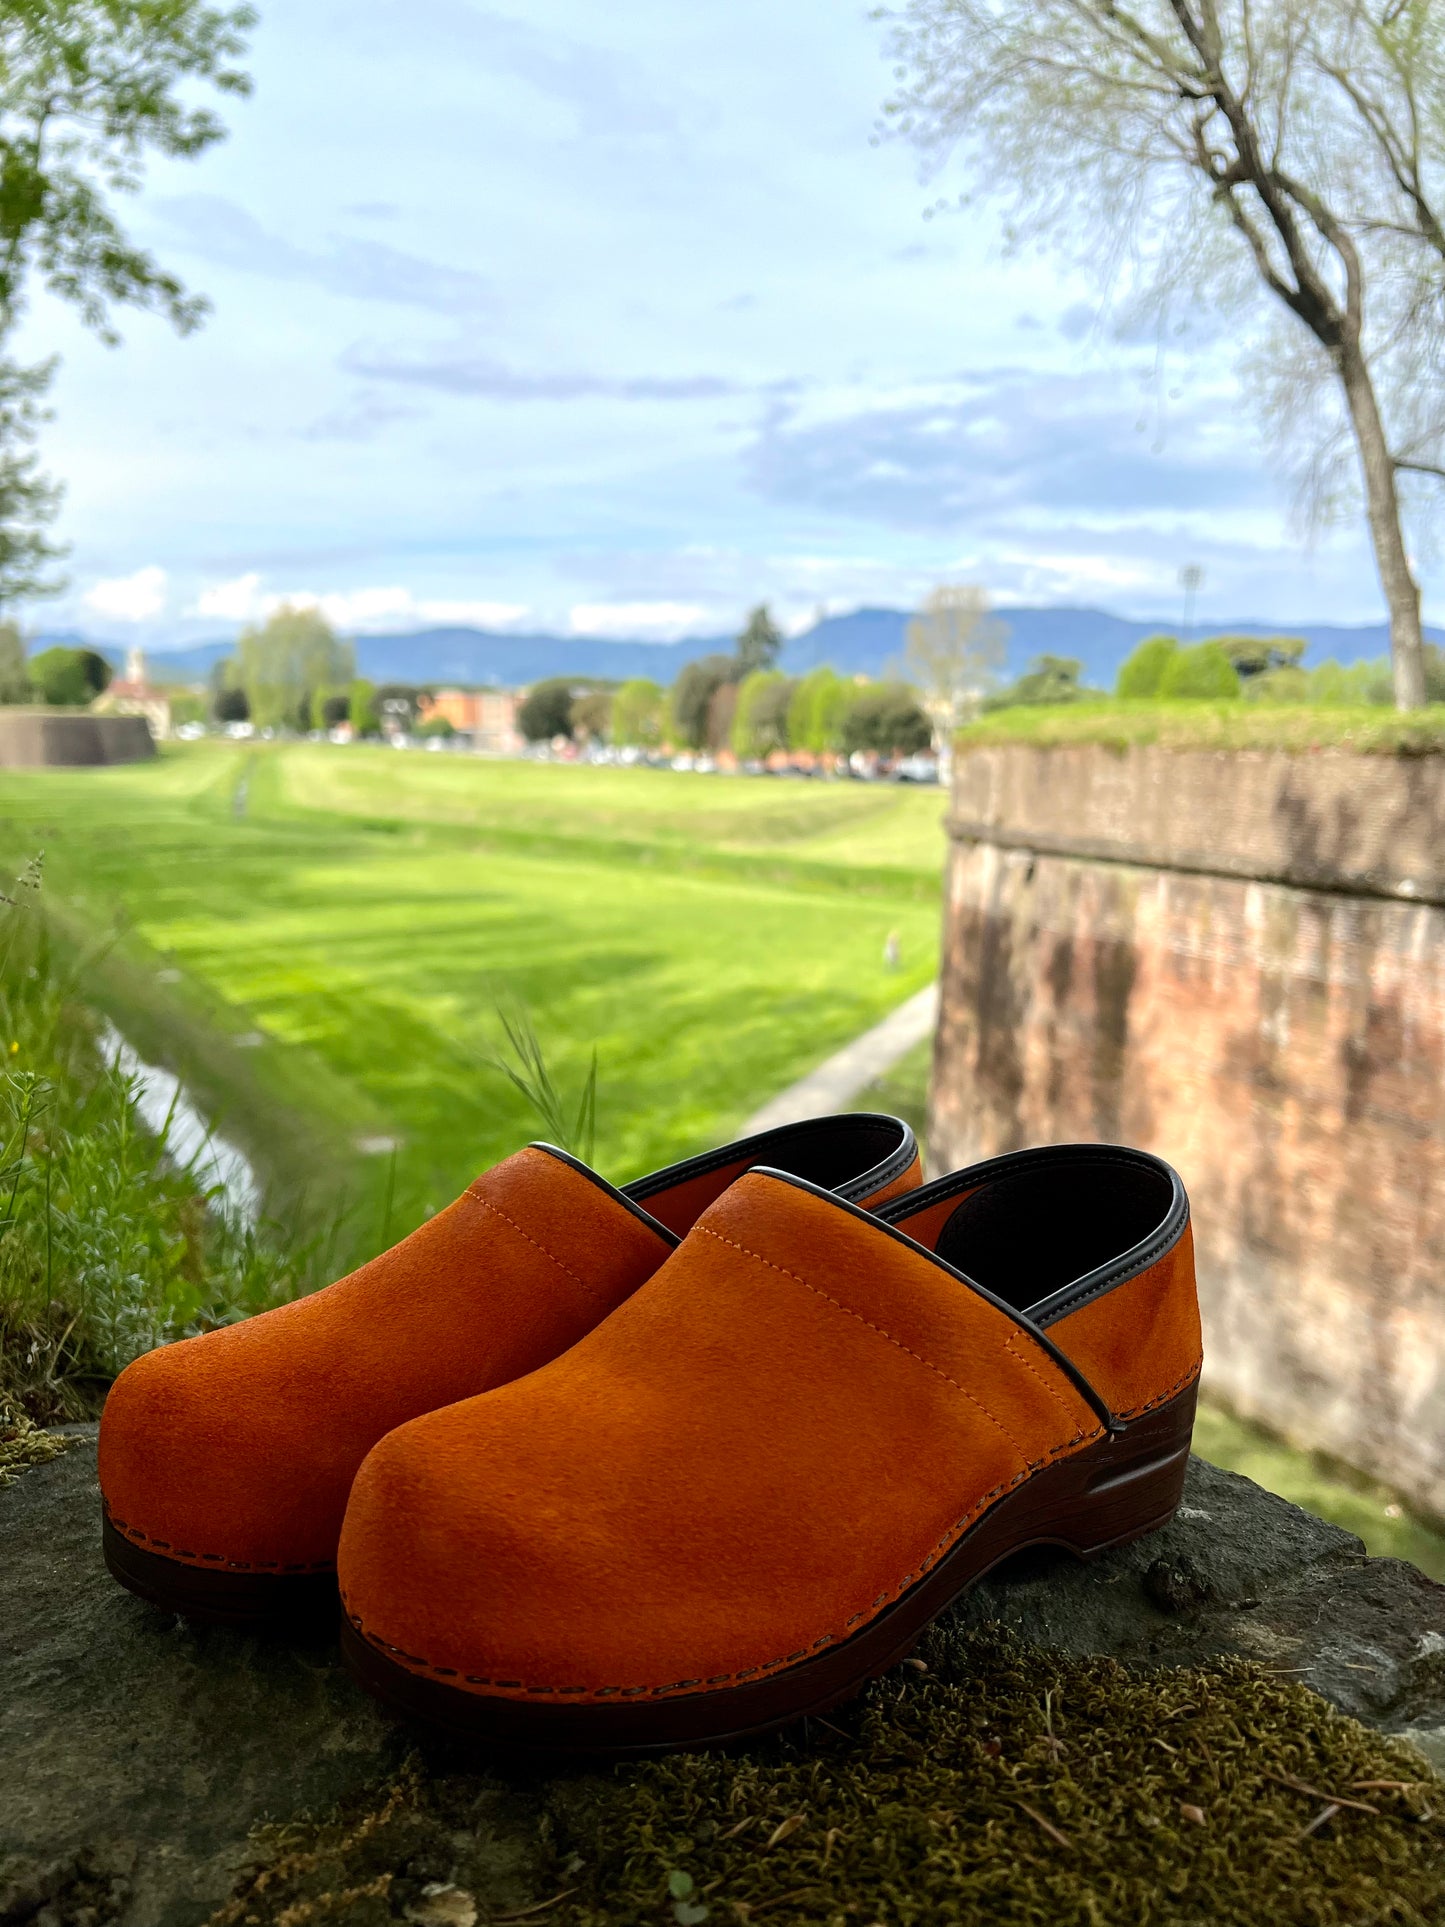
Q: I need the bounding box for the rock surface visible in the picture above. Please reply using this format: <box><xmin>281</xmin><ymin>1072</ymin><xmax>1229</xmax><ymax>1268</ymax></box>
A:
<box><xmin>3</xmin><ymin>1433</ymin><xmax>1442</xmax><ymax>1927</ymax></box>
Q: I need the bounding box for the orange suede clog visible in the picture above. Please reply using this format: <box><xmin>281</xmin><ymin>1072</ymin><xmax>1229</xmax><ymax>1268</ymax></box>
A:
<box><xmin>337</xmin><ymin>1142</ymin><xmax>1198</xmax><ymax>1754</ymax></box>
<box><xmin>99</xmin><ymin>1112</ymin><xmax>920</xmax><ymax>1623</ymax></box>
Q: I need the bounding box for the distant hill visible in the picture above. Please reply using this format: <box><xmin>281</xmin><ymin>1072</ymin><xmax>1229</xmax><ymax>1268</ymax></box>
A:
<box><xmin>46</xmin><ymin>605</ymin><xmax>1443</xmax><ymax>692</ymax></box>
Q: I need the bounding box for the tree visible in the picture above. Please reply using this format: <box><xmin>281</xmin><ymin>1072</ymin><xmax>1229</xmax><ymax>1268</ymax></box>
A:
<box><xmin>905</xmin><ymin>585</ymin><xmax>1008</xmax><ymax>758</ymax></box>
<box><xmin>1159</xmin><ymin>639</ymin><xmax>1241</xmax><ymax>699</ymax></box>
<box><xmin>611</xmin><ymin>677</ymin><xmax>666</xmax><ymax>748</ymax></box>
<box><xmin>1213</xmin><ymin>634</ymin><xmax>1307</xmax><ymax>679</ymax></box>
<box><xmin>670</xmin><ymin>654</ymin><xmax>735</xmax><ymax>750</ymax></box>
<box><xmin>0</xmin><ymin>621</ymin><xmax>29</xmax><ymax>701</ymax></box>
<box><xmin>319</xmin><ymin>692</ymin><xmax>351</xmax><ymax>729</ymax></box>
<box><xmin>569</xmin><ymin>690</ymin><xmax>612</xmax><ymax>742</ymax></box>
<box><xmin>0</xmin><ymin>1</ymin><xmax>255</xmax><ymax>612</ymax></box>
<box><xmin>30</xmin><ymin>643</ymin><xmax>109</xmax><ymax>705</ymax></box>
<box><xmin>237</xmin><ymin>605</ymin><xmax>353</xmax><ymax>731</ymax></box>
<box><xmin>374</xmin><ymin>683</ymin><xmax>423</xmax><ymax>735</ymax></box>
<box><xmin>348</xmin><ymin>679</ymin><xmax>377</xmax><ymax>736</ymax></box>
<box><xmin>517</xmin><ymin>678</ymin><xmax>575</xmax><ymax>742</ymax></box>
<box><xmin>732</xmin><ymin>670</ymin><xmax>795</xmax><ymax>759</ymax></box>
<box><xmin>883</xmin><ymin>0</ymin><xmax>1445</xmax><ymax>710</ymax></box>
<box><xmin>1117</xmin><ymin>634</ymin><xmax>1180</xmax><ymax>699</ymax></box>
<box><xmin>787</xmin><ymin>665</ymin><xmax>853</xmax><ymax>754</ymax></box>
<box><xmin>213</xmin><ymin>683</ymin><xmax>249</xmax><ymax>723</ymax></box>
<box><xmin>843</xmin><ymin>684</ymin><xmax>934</xmax><ymax>755</ymax></box>
<box><xmin>987</xmin><ymin>654</ymin><xmax>1086</xmax><ymax>708</ymax></box>
<box><xmin>735</xmin><ymin>604</ymin><xmax>784</xmax><ymax>677</ymax></box>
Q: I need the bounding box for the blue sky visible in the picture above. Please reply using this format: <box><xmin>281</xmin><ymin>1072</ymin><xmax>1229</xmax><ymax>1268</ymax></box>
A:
<box><xmin>22</xmin><ymin>0</ymin><xmax>1427</xmax><ymax>651</ymax></box>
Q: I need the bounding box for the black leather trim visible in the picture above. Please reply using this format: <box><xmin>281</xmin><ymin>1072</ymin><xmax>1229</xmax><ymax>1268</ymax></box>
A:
<box><xmin>527</xmin><ymin>1144</ymin><xmax>681</xmax><ymax>1248</ymax></box>
<box><xmin>745</xmin><ymin>1165</ymin><xmax>1118</xmax><ymax>1434</ymax></box>
<box><xmin>623</xmin><ymin>1112</ymin><xmax>918</xmax><ymax>1208</ymax></box>
<box><xmin>876</xmin><ymin>1143</ymin><xmax>1189</xmax><ymax>1329</ymax></box>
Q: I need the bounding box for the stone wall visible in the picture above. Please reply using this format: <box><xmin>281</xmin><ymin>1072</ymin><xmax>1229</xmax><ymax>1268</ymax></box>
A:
<box><xmin>0</xmin><ymin>710</ymin><xmax>155</xmax><ymax>767</ymax></box>
<box><xmin>932</xmin><ymin>743</ymin><xmax>1445</xmax><ymax>1523</ymax></box>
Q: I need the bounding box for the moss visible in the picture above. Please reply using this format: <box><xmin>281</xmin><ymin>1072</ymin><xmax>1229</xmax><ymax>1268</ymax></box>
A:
<box><xmin>0</xmin><ymin>1404</ymin><xmax>76</xmax><ymax>1484</ymax></box>
<box><xmin>214</xmin><ymin>1635</ymin><xmax>1444</xmax><ymax>1927</ymax></box>
<box><xmin>957</xmin><ymin>700</ymin><xmax>1445</xmax><ymax>755</ymax></box>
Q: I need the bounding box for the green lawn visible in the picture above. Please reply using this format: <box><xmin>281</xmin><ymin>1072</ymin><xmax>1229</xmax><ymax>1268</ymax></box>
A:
<box><xmin>0</xmin><ymin>744</ymin><xmax>944</xmax><ymax>1261</ymax></box>
<box><xmin>960</xmin><ymin>698</ymin><xmax>1445</xmax><ymax>754</ymax></box>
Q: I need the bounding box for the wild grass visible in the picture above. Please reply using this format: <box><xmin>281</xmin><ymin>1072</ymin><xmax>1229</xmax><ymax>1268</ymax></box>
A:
<box><xmin>0</xmin><ymin>859</ymin><xmax>302</xmax><ymax>1421</ymax></box>
<box><xmin>959</xmin><ymin>700</ymin><xmax>1445</xmax><ymax>755</ymax></box>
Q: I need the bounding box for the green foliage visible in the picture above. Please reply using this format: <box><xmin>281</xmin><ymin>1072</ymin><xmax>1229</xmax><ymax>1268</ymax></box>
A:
<box><xmin>517</xmin><ymin>677</ymin><xmax>576</xmax><ymax>743</ymax></box>
<box><xmin>843</xmin><ymin>682</ymin><xmax>933</xmax><ymax>755</ymax></box>
<box><xmin>987</xmin><ymin>653</ymin><xmax>1085</xmax><ymax>709</ymax></box>
<box><xmin>237</xmin><ymin>606</ymin><xmax>353</xmax><ymax>732</ymax></box>
<box><xmin>0</xmin><ymin>0</ymin><xmax>255</xmax><ymax>342</ymax></box>
<box><xmin>960</xmin><ymin>698</ymin><xmax>1445</xmax><ymax>754</ymax></box>
<box><xmin>669</xmin><ymin>654</ymin><xmax>735</xmax><ymax>751</ymax></box>
<box><xmin>29</xmin><ymin>643</ymin><xmax>109</xmax><ymax>705</ymax></box>
<box><xmin>348</xmin><ymin>678</ymin><xmax>377</xmax><ymax>736</ymax></box>
<box><xmin>168</xmin><ymin>689</ymin><xmax>207</xmax><ymax>727</ymax></box>
<box><xmin>213</xmin><ymin>682</ymin><xmax>249</xmax><ymax>724</ymax></box>
<box><xmin>610</xmin><ymin>677</ymin><xmax>665</xmax><ymax>748</ymax></box>
<box><xmin>734</xmin><ymin>602</ymin><xmax>783</xmax><ymax>677</ymax></box>
<box><xmin>1116</xmin><ymin>634</ymin><xmax>1179</xmax><ymax>699</ymax></box>
<box><xmin>0</xmin><ymin>357</ymin><xmax>64</xmax><ymax>607</ymax></box>
<box><xmin>569</xmin><ymin>690</ymin><xmax>612</xmax><ymax>743</ymax></box>
<box><xmin>374</xmin><ymin>684</ymin><xmax>423</xmax><ymax>734</ymax></box>
<box><xmin>318</xmin><ymin>691</ymin><xmax>351</xmax><ymax>730</ymax></box>
<box><xmin>414</xmin><ymin>714</ymin><xmax>455</xmax><ymax>740</ymax></box>
<box><xmin>482</xmin><ymin>995</ymin><xmax>596</xmax><ymax>1167</ymax></box>
<box><xmin>1214</xmin><ymin>634</ymin><xmax>1307</xmax><ymax>679</ymax></box>
<box><xmin>787</xmin><ymin>665</ymin><xmax>852</xmax><ymax>754</ymax></box>
<box><xmin>0</xmin><ymin>859</ymin><xmax>296</xmax><ymax>1421</ymax></box>
<box><xmin>731</xmin><ymin>669</ymin><xmax>794</xmax><ymax>758</ymax></box>
<box><xmin>1159</xmin><ymin>640</ymin><xmax>1242</xmax><ymax>701</ymax></box>
<box><xmin>0</xmin><ymin>621</ymin><xmax>29</xmax><ymax>702</ymax></box>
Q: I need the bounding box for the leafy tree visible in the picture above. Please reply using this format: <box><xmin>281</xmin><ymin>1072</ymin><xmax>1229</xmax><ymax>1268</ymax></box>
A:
<box><xmin>732</xmin><ymin>670</ymin><xmax>795</xmax><ymax>758</ymax></box>
<box><xmin>1213</xmin><ymin>635</ymin><xmax>1307</xmax><ymax>680</ymax></box>
<box><xmin>319</xmin><ymin>692</ymin><xmax>351</xmax><ymax>729</ymax></box>
<box><xmin>787</xmin><ymin>665</ymin><xmax>853</xmax><ymax>754</ymax></box>
<box><xmin>988</xmin><ymin>654</ymin><xmax>1086</xmax><ymax>709</ymax></box>
<box><xmin>670</xmin><ymin>654</ymin><xmax>735</xmax><ymax>750</ymax></box>
<box><xmin>0</xmin><ymin>0</ymin><xmax>256</xmax><ymax>612</ymax></box>
<box><xmin>168</xmin><ymin>688</ymin><xmax>206</xmax><ymax>726</ymax></box>
<box><xmin>734</xmin><ymin>604</ymin><xmax>783</xmax><ymax>678</ymax></box>
<box><xmin>1117</xmin><ymin>635</ymin><xmax>1179</xmax><ymax>700</ymax></box>
<box><xmin>374</xmin><ymin>684</ymin><xmax>423</xmax><ymax>734</ymax></box>
<box><xmin>30</xmin><ymin>643</ymin><xmax>109</xmax><ymax>705</ymax></box>
<box><xmin>704</xmin><ymin>679</ymin><xmax>738</xmax><ymax>751</ymax></box>
<box><xmin>348</xmin><ymin>678</ymin><xmax>378</xmax><ymax>736</ymax></box>
<box><xmin>569</xmin><ymin>690</ymin><xmax>612</xmax><ymax>742</ymax></box>
<box><xmin>0</xmin><ymin>621</ymin><xmax>30</xmax><ymax>701</ymax></box>
<box><xmin>415</xmin><ymin>713</ymin><xmax>456</xmax><ymax>739</ymax></box>
<box><xmin>611</xmin><ymin>677</ymin><xmax>665</xmax><ymax>748</ymax></box>
<box><xmin>905</xmin><ymin>584</ymin><xmax>1007</xmax><ymax>750</ymax></box>
<box><xmin>883</xmin><ymin>0</ymin><xmax>1445</xmax><ymax>709</ymax></box>
<box><xmin>237</xmin><ymin>605</ymin><xmax>354</xmax><ymax>731</ymax></box>
<box><xmin>517</xmin><ymin>677</ymin><xmax>575</xmax><ymax>743</ymax></box>
<box><xmin>842</xmin><ymin>684</ymin><xmax>933</xmax><ymax>755</ymax></box>
<box><xmin>1159</xmin><ymin>640</ymin><xmax>1241</xmax><ymax>700</ymax></box>
<box><xmin>212</xmin><ymin>682</ymin><xmax>248</xmax><ymax>723</ymax></box>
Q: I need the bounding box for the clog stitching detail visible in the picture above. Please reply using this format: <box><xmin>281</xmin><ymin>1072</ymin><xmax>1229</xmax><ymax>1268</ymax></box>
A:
<box><xmin>103</xmin><ymin>1504</ymin><xmax>335</xmax><ymax>1573</ymax></box>
<box><xmin>463</xmin><ymin>1191</ymin><xmax>600</xmax><ymax>1300</ymax></box>
<box><xmin>694</xmin><ymin>1224</ymin><xmax>1031</xmax><ymax>1459</ymax></box>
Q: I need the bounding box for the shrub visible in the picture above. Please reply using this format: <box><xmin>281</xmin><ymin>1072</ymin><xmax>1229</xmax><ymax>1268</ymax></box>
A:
<box><xmin>415</xmin><ymin>714</ymin><xmax>456</xmax><ymax>739</ymax></box>
<box><xmin>30</xmin><ymin>645</ymin><xmax>110</xmax><ymax>707</ymax></box>
<box><xmin>1214</xmin><ymin>633</ymin><xmax>1306</xmax><ymax>679</ymax></box>
<box><xmin>1158</xmin><ymin>640</ymin><xmax>1241</xmax><ymax>700</ymax></box>
<box><xmin>843</xmin><ymin>683</ymin><xmax>932</xmax><ymax>755</ymax></box>
<box><xmin>788</xmin><ymin>666</ymin><xmax>852</xmax><ymax>753</ymax></box>
<box><xmin>1116</xmin><ymin>634</ymin><xmax>1178</xmax><ymax>699</ymax></box>
<box><xmin>517</xmin><ymin>678</ymin><xmax>575</xmax><ymax>743</ymax></box>
<box><xmin>611</xmin><ymin>678</ymin><xmax>665</xmax><ymax>748</ymax></box>
<box><xmin>348</xmin><ymin>678</ymin><xmax>378</xmax><ymax>735</ymax></box>
<box><xmin>213</xmin><ymin>683</ymin><xmax>250</xmax><ymax>724</ymax></box>
<box><xmin>731</xmin><ymin>670</ymin><xmax>794</xmax><ymax>758</ymax></box>
<box><xmin>986</xmin><ymin>654</ymin><xmax>1086</xmax><ymax>709</ymax></box>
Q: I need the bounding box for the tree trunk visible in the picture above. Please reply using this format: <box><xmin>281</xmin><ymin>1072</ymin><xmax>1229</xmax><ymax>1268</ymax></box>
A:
<box><xmin>1338</xmin><ymin>346</ymin><xmax>1427</xmax><ymax>709</ymax></box>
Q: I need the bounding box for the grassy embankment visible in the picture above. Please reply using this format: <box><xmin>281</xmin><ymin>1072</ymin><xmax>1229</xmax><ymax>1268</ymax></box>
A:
<box><xmin>0</xmin><ymin>741</ymin><xmax>944</xmax><ymax>1260</ymax></box>
<box><xmin>960</xmin><ymin>697</ymin><xmax>1445</xmax><ymax>753</ymax></box>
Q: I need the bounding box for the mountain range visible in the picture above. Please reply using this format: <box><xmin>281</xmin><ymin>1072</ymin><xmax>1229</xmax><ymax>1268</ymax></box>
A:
<box><xmin>48</xmin><ymin>604</ymin><xmax>1443</xmax><ymax>692</ymax></box>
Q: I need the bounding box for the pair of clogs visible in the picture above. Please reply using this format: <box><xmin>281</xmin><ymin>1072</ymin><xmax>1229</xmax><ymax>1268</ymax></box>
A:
<box><xmin>98</xmin><ymin>1112</ymin><xmax>1200</xmax><ymax>1756</ymax></box>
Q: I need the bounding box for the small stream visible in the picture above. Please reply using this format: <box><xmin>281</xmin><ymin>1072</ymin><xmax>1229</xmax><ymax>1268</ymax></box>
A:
<box><xmin>98</xmin><ymin>1023</ymin><xmax>262</xmax><ymax>1225</ymax></box>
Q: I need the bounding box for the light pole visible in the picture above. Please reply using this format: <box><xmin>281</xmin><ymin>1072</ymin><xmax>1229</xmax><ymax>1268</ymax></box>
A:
<box><xmin>1179</xmin><ymin>564</ymin><xmax>1204</xmax><ymax>639</ymax></box>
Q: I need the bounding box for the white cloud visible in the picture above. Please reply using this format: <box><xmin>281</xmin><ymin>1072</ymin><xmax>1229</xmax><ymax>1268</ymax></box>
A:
<box><xmin>568</xmin><ymin>600</ymin><xmax>712</xmax><ymax>640</ymax></box>
<box><xmin>190</xmin><ymin>576</ymin><xmax>532</xmax><ymax>633</ymax></box>
<box><xmin>83</xmin><ymin>566</ymin><xmax>168</xmax><ymax>623</ymax></box>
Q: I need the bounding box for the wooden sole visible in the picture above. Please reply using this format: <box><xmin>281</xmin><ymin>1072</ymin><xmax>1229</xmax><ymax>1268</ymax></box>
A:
<box><xmin>340</xmin><ymin>1377</ymin><xmax>1198</xmax><ymax>1756</ymax></box>
<box><xmin>102</xmin><ymin>1513</ymin><xmax>338</xmax><ymax>1626</ymax></box>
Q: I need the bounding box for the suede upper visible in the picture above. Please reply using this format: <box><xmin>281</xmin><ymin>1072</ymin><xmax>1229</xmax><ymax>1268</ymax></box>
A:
<box><xmin>100</xmin><ymin>1116</ymin><xmax>921</xmax><ymax>1577</ymax></box>
<box><xmin>337</xmin><ymin>1171</ymin><xmax>1109</xmax><ymax>1701</ymax></box>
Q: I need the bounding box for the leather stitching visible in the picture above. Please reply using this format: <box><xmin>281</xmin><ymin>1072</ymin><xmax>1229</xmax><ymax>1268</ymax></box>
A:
<box><xmin>462</xmin><ymin>1190</ymin><xmax>604</xmax><ymax>1303</ymax></box>
<box><xmin>103</xmin><ymin>1503</ymin><xmax>335</xmax><ymax>1573</ymax></box>
<box><xmin>694</xmin><ymin>1224</ymin><xmax>1036</xmax><ymax>1462</ymax></box>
